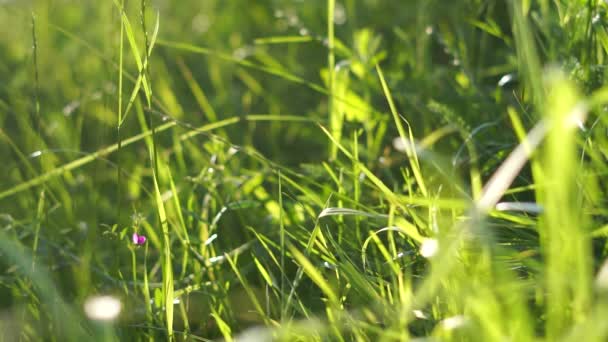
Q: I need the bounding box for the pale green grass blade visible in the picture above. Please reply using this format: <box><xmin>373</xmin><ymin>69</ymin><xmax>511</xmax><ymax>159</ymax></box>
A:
<box><xmin>279</xmin><ymin>171</ymin><xmax>286</xmax><ymax>320</ymax></box>
<box><xmin>542</xmin><ymin>71</ymin><xmax>591</xmax><ymax>338</ymax></box>
<box><xmin>156</xmin><ymin>39</ymin><xmax>376</xmax><ymax>121</ymax></box>
<box><xmin>117</xmin><ymin>0</ymin><xmax>125</xmax><ymax>125</ymax></box>
<box><xmin>327</xmin><ymin>0</ymin><xmax>337</xmax><ymax>159</ymax></box>
<box><xmin>152</xmin><ymin>169</ymin><xmax>174</xmax><ymax>339</ymax></box>
<box><xmin>476</xmin><ymin>120</ymin><xmax>547</xmax><ymax>212</ymax></box>
<box><xmin>0</xmin><ymin>121</ymin><xmax>177</xmax><ymax>200</ymax></box>
<box><xmin>511</xmin><ymin>0</ymin><xmax>544</xmax><ymax>110</ymax></box>
<box><xmin>375</xmin><ymin>64</ymin><xmax>428</xmax><ymax>197</ymax></box>
<box><xmin>167</xmin><ymin>163</ymin><xmax>190</xmax><ymax>278</ymax></box>
<box><xmin>112</xmin><ymin>0</ymin><xmax>152</xmax><ymax>104</ymax></box>
<box><xmin>141</xmin><ymin>118</ymin><xmax>175</xmax><ymax>338</ymax></box>
<box><xmin>116</xmin><ymin>0</ymin><xmax>126</xmax><ymax>223</ymax></box>
<box><xmin>120</xmin><ymin>10</ymin><xmax>160</xmax><ymax>126</ymax></box>
<box><xmin>319</xmin><ymin>122</ymin><xmax>457</xmax><ymax>222</ymax></box>
<box><xmin>156</xmin><ymin>39</ymin><xmax>328</xmax><ymax>95</ymax></box>
<box><xmin>211</xmin><ymin>310</ymin><xmax>233</xmax><ymax>341</ymax></box>
<box><xmin>252</xmin><ymin>255</ymin><xmax>275</xmax><ymax>289</ymax></box>
<box><xmin>224</xmin><ymin>253</ymin><xmax>270</xmax><ymax>325</ymax></box>
<box><xmin>318</xmin><ymin>207</ymin><xmax>387</xmax><ymax>219</ymax></box>
<box><xmin>1</xmin><ymin>113</ymin><xmax>304</xmax><ymax>201</ymax></box>
<box><xmin>288</xmin><ymin>244</ymin><xmax>338</xmax><ymax>305</ymax></box>
<box><xmin>591</xmin><ymin>224</ymin><xmax>608</xmax><ymax>238</ymax></box>
<box><xmin>175</xmin><ymin>57</ymin><xmax>218</xmax><ymax>122</ymax></box>
<box><xmin>278</xmin><ymin>171</ymin><xmax>325</xmax><ymax>207</ymax></box>
<box><xmin>254</xmin><ymin>36</ymin><xmax>315</xmax><ymax>44</ymax></box>
<box><xmin>32</xmin><ymin>189</ymin><xmax>45</xmax><ymax>269</ymax></box>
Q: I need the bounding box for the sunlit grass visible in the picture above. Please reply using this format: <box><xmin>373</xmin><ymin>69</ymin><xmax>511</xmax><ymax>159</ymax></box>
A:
<box><xmin>1</xmin><ymin>0</ymin><xmax>608</xmax><ymax>340</ymax></box>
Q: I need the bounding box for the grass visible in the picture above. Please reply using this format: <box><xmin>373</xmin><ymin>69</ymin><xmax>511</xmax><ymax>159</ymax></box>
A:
<box><xmin>1</xmin><ymin>0</ymin><xmax>608</xmax><ymax>340</ymax></box>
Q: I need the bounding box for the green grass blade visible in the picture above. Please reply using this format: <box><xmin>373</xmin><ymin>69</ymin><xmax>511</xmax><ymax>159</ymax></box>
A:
<box><xmin>375</xmin><ymin>64</ymin><xmax>428</xmax><ymax>197</ymax></box>
<box><xmin>0</xmin><ymin>121</ymin><xmax>177</xmax><ymax>200</ymax></box>
<box><xmin>542</xmin><ymin>71</ymin><xmax>591</xmax><ymax>338</ymax></box>
<box><xmin>288</xmin><ymin>244</ymin><xmax>338</xmax><ymax>305</ymax></box>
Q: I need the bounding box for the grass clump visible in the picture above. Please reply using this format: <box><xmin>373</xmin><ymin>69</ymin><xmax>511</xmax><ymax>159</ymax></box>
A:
<box><xmin>2</xmin><ymin>0</ymin><xmax>608</xmax><ymax>340</ymax></box>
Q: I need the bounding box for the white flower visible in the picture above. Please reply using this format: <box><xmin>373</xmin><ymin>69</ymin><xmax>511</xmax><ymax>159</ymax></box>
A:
<box><xmin>420</xmin><ymin>239</ymin><xmax>439</xmax><ymax>258</ymax></box>
<box><xmin>84</xmin><ymin>295</ymin><xmax>122</xmax><ymax>321</ymax></box>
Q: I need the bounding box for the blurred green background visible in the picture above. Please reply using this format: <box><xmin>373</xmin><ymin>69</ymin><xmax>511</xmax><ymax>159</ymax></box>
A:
<box><xmin>2</xmin><ymin>0</ymin><xmax>608</xmax><ymax>340</ymax></box>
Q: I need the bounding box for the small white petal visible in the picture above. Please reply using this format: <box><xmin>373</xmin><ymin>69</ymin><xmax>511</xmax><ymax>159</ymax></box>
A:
<box><xmin>208</xmin><ymin>256</ymin><xmax>224</xmax><ymax>264</ymax></box>
<box><xmin>228</xmin><ymin>146</ymin><xmax>239</xmax><ymax>156</ymax></box>
<box><xmin>420</xmin><ymin>239</ymin><xmax>438</xmax><ymax>258</ymax></box>
<box><xmin>441</xmin><ymin>315</ymin><xmax>467</xmax><ymax>330</ymax></box>
<box><xmin>204</xmin><ymin>234</ymin><xmax>218</xmax><ymax>246</ymax></box>
<box><xmin>322</xmin><ymin>261</ymin><xmax>336</xmax><ymax>270</ymax></box>
<box><xmin>84</xmin><ymin>296</ymin><xmax>122</xmax><ymax>321</ymax></box>
<box><xmin>392</xmin><ymin>137</ymin><xmax>409</xmax><ymax>153</ymax></box>
<box><xmin>497</xmin><ymin>74</ymin><xmax>515</xmax><ymax>87</ymax></box>
<box><xmin>413</xmin><ymin>309</ymin><xmax>428</xmax><ymax>319</ymax></box>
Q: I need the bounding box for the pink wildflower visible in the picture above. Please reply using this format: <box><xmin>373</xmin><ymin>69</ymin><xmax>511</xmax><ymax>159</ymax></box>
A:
<box><xmin>132</xmin><ymin>232</ymin><xmax>146</xmax><ymax>245</ymax></box>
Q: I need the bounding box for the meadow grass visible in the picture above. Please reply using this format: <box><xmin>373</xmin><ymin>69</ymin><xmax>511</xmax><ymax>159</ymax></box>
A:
<box><xmin>2</xmin><ymin>0</ymin><xmax>608</xmax><ymax>341</ymax></box>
